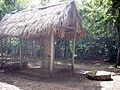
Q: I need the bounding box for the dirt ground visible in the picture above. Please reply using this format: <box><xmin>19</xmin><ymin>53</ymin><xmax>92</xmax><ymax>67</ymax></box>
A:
<box><xmin>0</xmin><ymin>60</ymin><xmax>120</xmax><ymax>90</ymax></box>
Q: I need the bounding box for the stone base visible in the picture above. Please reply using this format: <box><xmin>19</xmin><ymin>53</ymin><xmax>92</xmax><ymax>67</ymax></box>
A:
<box><xmin>86</xmin><ymin>71</ymin><xmax>112</xmax><ymax>81</ymax></box>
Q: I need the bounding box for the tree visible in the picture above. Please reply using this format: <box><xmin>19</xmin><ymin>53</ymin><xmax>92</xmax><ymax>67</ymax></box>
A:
<box><xmin>111</xmin><ymin>0</ymin><xmax>120</xmax><ymax>67</ymax></box>
<box><xmin>0</xmin><ymin>0</ymin><xmax>30</xmax><ymax>20</ymax></box>
<box><xmin>75</xmin><ymin>0</ymin><xmax>117</xmax><ymax>61</ymax></box>
<box><xmin>0</xmin><ymin>0</ymin><xmax>118</xmax><ymax>63</ymax></box>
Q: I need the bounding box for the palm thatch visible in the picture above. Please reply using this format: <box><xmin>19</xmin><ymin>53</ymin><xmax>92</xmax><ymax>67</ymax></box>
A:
<box><xmin>0</xmin><ymin>1</ymin><xmax>86</xmax><ymax>39</ymax></box>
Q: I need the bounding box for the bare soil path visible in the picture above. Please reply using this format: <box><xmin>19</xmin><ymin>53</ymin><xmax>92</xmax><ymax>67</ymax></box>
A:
<box><xmin>0</xmin><ymin>60</ymin><xmax>120</xmax><ymax>90</ymax></box>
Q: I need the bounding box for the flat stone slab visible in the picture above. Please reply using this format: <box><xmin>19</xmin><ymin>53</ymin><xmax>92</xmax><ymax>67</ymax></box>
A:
<box><xmin>0</xmin><ymin>82</ymin><xmax>22</xmax><ymax>90</ymax></box>
<box><xmin>86</xmin><ymin>71</ymin><xmax>112</xmax><ymax>81</ymax></box>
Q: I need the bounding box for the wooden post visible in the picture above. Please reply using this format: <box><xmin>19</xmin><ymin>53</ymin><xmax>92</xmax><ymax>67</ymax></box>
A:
<box><xmin>9</xmin><ymin>38</ymin><xmax>12</xmax><ymax>62</ymax></box>
<box><xmin>0</xmin><ymin>38</ymin><xmax>3</xmax><ymax>64</ymax></box>
<box><xmin>50</xmin><ymin>31</ymin><xmax>54</xmax><ymax>72</ymax></box>
<box><xmin>31</xmin><ymin>41</ymin><xmax>33</xmax><ymax>58</ymax></box>
<box><xmin>9</xmin><ymin>38</ymin><xmax>11</xmax><ymax>54</ymax></box>
<box><xmin>72</xmin><ymin>31</ymin><xmax>76</xmax><ymax>70</ymax></box>
<box><xmin>24</xmin><ymin>40</ymin><xmax>27</xmax><ymax>61</ymax></box>
<box><xmin>19</xmin><ymin>38</ymin><xmax>22</xmax><ymax>69</ymax></box>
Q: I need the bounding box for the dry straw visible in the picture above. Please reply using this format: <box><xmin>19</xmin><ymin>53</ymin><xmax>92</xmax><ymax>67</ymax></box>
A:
<box><xmin>0</xmin><ymin>1</ymin><xmax>86</xmax><ymax>40</ymax></box>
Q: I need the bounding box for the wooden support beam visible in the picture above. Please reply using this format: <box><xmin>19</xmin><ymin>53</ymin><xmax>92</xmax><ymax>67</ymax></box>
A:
<box><xmin>72</xmin><ymin>31</ymin><xmax>76</xmax><ymax>70</ymax></box>
<box><xmin>19</xmin><ymin>38</ymin><xmax>22</xmax><ymax>69</ymax></box>
<box><xmin>24</xmin><ymin>40</ymin><xmax>27</xmax><ymax>60</ymax></box>
<box><xmin>50</xmin><ymin>31</ymin><xmax>55</xmax><ymax>72</ymax></box>
<box><xmin>9</xmin><ymin>38</ymin><xmax>12</xmax><ymax>54</ymax></box>
<box><xmin>0</xmin><ymin>38</ymin><xmax>3</xmax><ymax>64</ymax></box>
<box><xmin>31</xmin><ymin>41</ymin><xmax>33</xmax><ymax>58</ymax></box>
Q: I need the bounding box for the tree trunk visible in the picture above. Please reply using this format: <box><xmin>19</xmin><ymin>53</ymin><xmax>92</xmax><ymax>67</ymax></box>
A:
<box><xmin>115</xmin><ymin>12</ymin><xmax>120</xmax><ymax>67</ymax></box>
<box><xmin>115</xmin><ymin>39</ymin><xmax>120</xmax><ymax>67</ymax></box>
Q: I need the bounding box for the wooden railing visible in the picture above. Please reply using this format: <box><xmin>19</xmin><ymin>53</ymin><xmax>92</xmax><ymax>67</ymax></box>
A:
<box><xmin>54</xmin><ymin>59</ymin><xmax>72</xmax><ymax>69</ymax></box>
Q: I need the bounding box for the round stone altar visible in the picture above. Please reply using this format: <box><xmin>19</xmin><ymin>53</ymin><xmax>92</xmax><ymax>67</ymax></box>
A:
<box><xmin>86</xmin><ymin>71</ymin><xmax>112</xmax><ymax>81</ymax></box>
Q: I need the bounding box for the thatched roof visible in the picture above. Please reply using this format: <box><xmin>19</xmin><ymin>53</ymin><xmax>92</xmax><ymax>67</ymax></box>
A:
<box><xmin>0</xmin><ymin>1</ymin><xmax>86</xmax><ymax>39</ymax></box>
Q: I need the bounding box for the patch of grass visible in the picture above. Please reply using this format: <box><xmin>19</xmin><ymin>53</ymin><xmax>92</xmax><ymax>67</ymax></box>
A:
<box><xmin>117</xmin><ymin>66</ymin><xmax>120</xmax><ymax>69</ymax></box>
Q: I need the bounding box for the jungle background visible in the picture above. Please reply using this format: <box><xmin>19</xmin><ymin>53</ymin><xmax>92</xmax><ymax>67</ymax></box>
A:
<box><xmin>0</xmin><ymin>0</ymin><xmax>119</xmax><ymax>64</ymax></box>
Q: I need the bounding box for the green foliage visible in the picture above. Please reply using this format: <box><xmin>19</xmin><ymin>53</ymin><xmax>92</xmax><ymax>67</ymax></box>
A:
<box><xmin>0</xmin><ymin>0</ymin><xmax>118</xmax><ymax>62</ymax></box>
<box><xmin>55</xmin><ymin>40</ymin><xmax>72</xmax><ymax>59</ymax></box>
<box><xmin>0</xmin><ymin>0</ymin><xmax>30</xmax><ymax>20</ymax></box>
<box><xmin>0</xmin><ymin>0</ymin><xmax>14</xmax><ymax>19</ymax></box>
<box><xmin>75</xmin><ymin>0</ymin><xmax>117</xmax><ymax>61</ymax></box>
<box><xmin>117</xmin><ymin>66</ymin><xmax>120</xmax><ymax>69</ymax></box>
